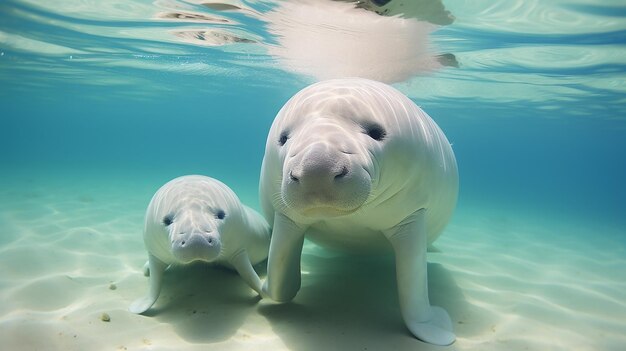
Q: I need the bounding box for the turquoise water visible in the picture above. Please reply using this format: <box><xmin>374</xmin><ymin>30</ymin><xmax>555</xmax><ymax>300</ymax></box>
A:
<box><xmin>1</xmin><ymin>1</ymin><xmax>625</xmax><ymax>350</ymax></box>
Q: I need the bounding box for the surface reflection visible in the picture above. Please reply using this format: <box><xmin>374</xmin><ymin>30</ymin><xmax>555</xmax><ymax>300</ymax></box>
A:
<box><xmin>163</xmin><ymin>0</ymin><xmax>457</xmax><ymax>83</ymax></box>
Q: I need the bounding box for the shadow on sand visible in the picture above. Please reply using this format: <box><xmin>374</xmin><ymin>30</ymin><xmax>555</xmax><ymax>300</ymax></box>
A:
<box><xmin>258</xmin><ymin>250</ymin><xmax>475</xmax><ymax>351</ymax></box>
<box><xmin>142</xmin><ymin>246</ymin><xmax>492</xmax><ymax>350</ymax></box>
<box><xmin>146</xmin><ymin>263</ymin><xmax>265</xmax><ymax>343</ymax></box>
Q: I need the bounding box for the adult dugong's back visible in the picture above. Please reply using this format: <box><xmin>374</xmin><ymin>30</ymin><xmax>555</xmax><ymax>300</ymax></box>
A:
<box><xmin>259</xmin><ymin>78</ymin><xmax>458</xmax><ymax>345</ymax></box>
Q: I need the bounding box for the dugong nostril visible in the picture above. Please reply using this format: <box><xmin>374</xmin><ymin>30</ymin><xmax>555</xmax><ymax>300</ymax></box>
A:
<box><xmin>181</xmin><ymin>240</ymin><xmax>186</xmax><ymax>246</ymax></box>
<box><xmin>207</xmin><ymin>237</ymin><xmax>213</xmax><ymax>244</ymax></box>
<box><xmin>335</xmin><ymin>166</ymin><xmax>349</xmax><ymax>179</ymax></box>
<box><xmin>289</xmin><ymin>171</ymin><xmax>299</xmax><ymax>182</ymax></box>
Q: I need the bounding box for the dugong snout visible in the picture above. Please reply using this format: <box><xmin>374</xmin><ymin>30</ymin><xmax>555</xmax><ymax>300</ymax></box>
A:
<box><xmin>283</xmin><ymin>143</ymin><xmax>371</xmax><ymax>217</ymax></box>
<box><xmin>288</xmin><ymin>143</ymin><xmax>350</xmax><ymax>184</ymax></box>
<box><xmin>172</xmin><ymin>231</ymin><xmax>221</xmax><ymax>263</ymax></box>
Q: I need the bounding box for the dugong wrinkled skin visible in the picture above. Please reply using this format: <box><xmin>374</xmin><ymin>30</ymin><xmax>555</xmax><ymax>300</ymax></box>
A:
<box><xmin>259</xmin><ymin>78</ymin><xmax>458</xmax><ymax>345</ymax></box>
<box><xmin>129</xmin><ymin>175</ymin><xmax>270</xmax><ymax>314</ymax></box>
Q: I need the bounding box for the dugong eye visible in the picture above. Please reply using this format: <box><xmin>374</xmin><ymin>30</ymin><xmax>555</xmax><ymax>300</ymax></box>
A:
<box><xmin>364</xmin><ymin>123</ymin><xmax>386</xmax><ymax>141</ymax></box>
<box><xmin>215</xmin><ymin>210</ymin><xmax>226</xmax><ymax>220</ymax></box>
<box><xmin>278</xmin><ymin>131</ymin><xmax>289</xmax><ymax>146</ymax></box>
<box><xmin>162</xmin><ymin>214</ymin><xmax>174</xmax><ymax>226</ymax></box>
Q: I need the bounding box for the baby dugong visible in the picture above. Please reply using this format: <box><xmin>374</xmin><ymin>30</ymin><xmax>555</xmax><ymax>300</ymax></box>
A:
<box><xmin>129</xmin><ymin>175</ymin><xmax>270</xmax><ymax>314</ymax></box>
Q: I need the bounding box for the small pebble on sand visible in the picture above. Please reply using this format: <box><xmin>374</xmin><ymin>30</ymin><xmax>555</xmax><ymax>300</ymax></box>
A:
<box><xmin>101</xmin><ymin>313</ymin><xmax>111</xmax><ymax>322</ymax></box>
<box><xmin>109</xmin><ymin>283</ymin><xmax>117</xmax><ymax>290</ymax></box>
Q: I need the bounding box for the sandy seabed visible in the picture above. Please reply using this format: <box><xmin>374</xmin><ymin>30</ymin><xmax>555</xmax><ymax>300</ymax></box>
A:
<box><xmin>0</xmin><ymin>170</ymin><xmax>624</xmax><ymax>351</ymax></box>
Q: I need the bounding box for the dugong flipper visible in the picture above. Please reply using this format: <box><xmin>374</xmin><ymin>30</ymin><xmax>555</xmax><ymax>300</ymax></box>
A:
<box><xmin>130</xmin><ymin>175</ymin><xmax>271</xmax><ymax>314</ymax></box>
<box><xmin>129</xmin><ymin>254</ymin><xmax>167</xmax><ymax>314</ymax></box>
<box><xmin>259</xmin><ymin>78</ymin><xmax>458</xmax><ymax>345</ymax></box>
<box><xmin>383</xmin><ymin>209</ymin><xmax>454</xmax><ymax>345</ymax></box>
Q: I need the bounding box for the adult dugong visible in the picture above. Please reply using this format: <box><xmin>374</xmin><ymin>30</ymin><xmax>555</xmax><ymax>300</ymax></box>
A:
<box><xmin>259</xmin><ymin>78</ymin><xmax>458</xmax><ymax>345</ymax></box>
<box><xmin>130</xmin><ymin>175</ymin><xmax>270</xmax><ymax>314</ymax></box>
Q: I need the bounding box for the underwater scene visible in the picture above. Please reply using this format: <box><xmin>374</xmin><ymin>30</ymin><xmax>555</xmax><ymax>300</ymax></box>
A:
<box><xmin>1</xmin><ymin>0</ymin><xmax>625</xmax><ymax>350</ymax></box>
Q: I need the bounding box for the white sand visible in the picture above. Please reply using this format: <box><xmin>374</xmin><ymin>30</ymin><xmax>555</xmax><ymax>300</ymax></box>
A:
<box><xmin>1</xmin><ymin>170</ymin><xmax>625</xmax><ymax>351</ymax></box>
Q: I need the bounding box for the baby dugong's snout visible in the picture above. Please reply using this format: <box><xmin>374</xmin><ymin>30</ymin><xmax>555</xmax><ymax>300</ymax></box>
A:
<box><xmin>172</xmin><ymin>230</ymin><xmax>221</xmax><ymax>263</ymax></box>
